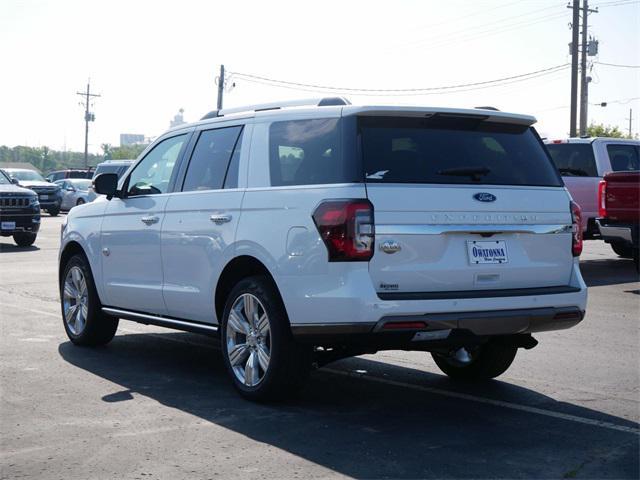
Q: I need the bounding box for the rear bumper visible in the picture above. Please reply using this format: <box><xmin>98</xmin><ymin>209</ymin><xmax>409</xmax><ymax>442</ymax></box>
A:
<box><xmin>596</xmin><ymin>219</ymin><xmax>637</xmax><ymax>246</ymax></box>
<box><xmin>292</xmin><ymin>306</ymin><xmax>584</xmax><ymax>346</ymax></box>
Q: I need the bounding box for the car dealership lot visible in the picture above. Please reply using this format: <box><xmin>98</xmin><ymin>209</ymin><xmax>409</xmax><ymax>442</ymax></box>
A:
<box><xmin>1</xmin><ymin>215</ymin><xmax>638</xmax><ymax>479</ymax></box>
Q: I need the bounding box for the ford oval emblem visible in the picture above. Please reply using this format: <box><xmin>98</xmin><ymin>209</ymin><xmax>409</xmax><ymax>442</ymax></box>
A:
<box><xmin>473</xmin><ymin>192</ymin><xmax>496</xmax><ymax>202</ymax></box>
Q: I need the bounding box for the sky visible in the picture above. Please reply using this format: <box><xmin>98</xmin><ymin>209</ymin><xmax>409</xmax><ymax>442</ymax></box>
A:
<box><xmin>1</xmin><ymin>0</ymin><xmax>638</xmax><ymax>154</ymax></box>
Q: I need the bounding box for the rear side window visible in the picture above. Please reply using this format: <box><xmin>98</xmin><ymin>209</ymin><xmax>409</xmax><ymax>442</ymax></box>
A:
<box><xmin>269</xmin><ymin>118</ymin><xmax>354</xmax><ymax>186</ymax></box>
<box><xmin>182</xmin><ymin>126</ymin><xmax>243</xmax><ymax>191</ymax></box>
<box><xmin>546</xmin><ymin>143</ymin><xmax>598</xmax><ymax>177</ymax></box>
<box><xmin>606</xmin><ymin>144</ymin><xmax>639</xmax><ymax>171</ymax></box>
<box><xmin>359</xmin><ymin>116</ymin><xmax>562</xmax><ymax>187</ymax></box>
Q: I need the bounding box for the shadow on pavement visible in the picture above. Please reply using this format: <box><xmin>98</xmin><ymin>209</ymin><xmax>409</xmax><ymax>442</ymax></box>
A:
<box><xmin>58</xmin><ymin>332</ymin><xmax>639</xmax><ymax>479</ymax></box>
<box><xmin>579</xmin><ymin>257</ymin><xmax>639</xmax><ymax>287</ymax></box>
<box><xmin>0</xmin><ymin>242</ymin><xmax>40</xmax><ymax>253</ymax></box>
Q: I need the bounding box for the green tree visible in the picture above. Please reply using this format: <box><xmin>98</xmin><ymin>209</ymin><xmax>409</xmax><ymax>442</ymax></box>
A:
<box><xmin>110</xmin><ymin>144</ymin><xmax>147</xmax><ymax>160</ymax></box>
<box><xmin>586</xmin><ymin>123</ymin><xmax>633</xmax><ymax>139</ymax></box>
<box><xmin>101</xmin><ymin>143</ymin><xmax>113</xmax><ymax>160</ymax></box>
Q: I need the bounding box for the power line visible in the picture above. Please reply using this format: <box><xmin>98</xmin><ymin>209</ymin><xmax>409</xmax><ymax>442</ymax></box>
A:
<box><xmin>592</xmin><ymin>0</ymin><xmax>639</xmax><ymax>7</ymax></box>
<box><xmin>595</xmin><ymin>61</ymin><xmax>640</xmax><ymax>68</ymax></box>
<box><xmin>229</xmin><ymin>64</ymin><xmax>569</xmax><ymax>94</ymax></box>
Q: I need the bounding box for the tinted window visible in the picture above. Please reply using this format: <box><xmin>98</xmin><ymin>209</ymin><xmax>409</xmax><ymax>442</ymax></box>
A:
<box><xmin>127</xmin><ymin>134</ymin><xmax>187</xmax><ymax>196</ymax></box>
<box><xmin>607</xmin><ymin>144</ymin><xmax>639</xmax><ymax>171</ymax></box>
<box><xmin>546</xmin><ymin>143</ymin><xmax>598</xmax><ymax>177</ymax></box>
<box><xmin>183</xmin><ymin>126</ymin><xmax>243</xmax><ymax>191</ymax></box>
<box><xmin>93</xmin><ymin>163</ymin><xmax>133</xmax><ymax>179</ymax></box>
<box><xmin>223</xmin><ymin>130</ymin><xmax>243</xmax><ymax>189</ymax></box>
<box><xmin>360</xmin><ymin>116</ymin><xmax>562</xmax><ymax>187</ymax></box>
<box><xmin>269</xmin><ymin>118</ymin><xmax>351</xmax><ymax>186</ymax></box>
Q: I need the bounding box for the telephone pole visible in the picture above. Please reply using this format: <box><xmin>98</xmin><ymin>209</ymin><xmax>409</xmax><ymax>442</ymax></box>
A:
<box><xmin>76</xmin><ymin>81</ymin><xmax>100</xmax><ymax>168</ymax></box>
<box><xmin>569</xmin><ymin>1</ymin><xmax>580</xmax><ymax>137</ymax></box>
<box><xmin>628</xmin><ymin>108</ymin><xmax>633</xmax><ymax>138</ymax></box>
<box><xmin>579</xmin><ymin>0</ymin><xmax>598</xmax><ymax>137</ymax></box>
<box><xmin>217</xmin><ymin>65</ymin><xmax>225</xmax><ymax>110</ymax></box>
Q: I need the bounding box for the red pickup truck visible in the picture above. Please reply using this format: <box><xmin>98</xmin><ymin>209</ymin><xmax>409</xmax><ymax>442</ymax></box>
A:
<box><xmin>597</xmin><ymin>171</ymin><xmax>639</xmax><ymax>269</ymax></box>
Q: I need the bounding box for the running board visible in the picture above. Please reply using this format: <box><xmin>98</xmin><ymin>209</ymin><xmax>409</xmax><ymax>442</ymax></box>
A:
<box><xmin>102</xmin><ymin>307</ymin><xmax>219</xmax><ymax>335</ymax></box>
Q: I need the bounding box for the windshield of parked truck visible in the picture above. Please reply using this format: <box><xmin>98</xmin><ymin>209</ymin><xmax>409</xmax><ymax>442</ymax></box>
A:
<box><xmin>6</xmin><ymin>169</ymin><xmax>46</xmax><ymax>182</ymax></box>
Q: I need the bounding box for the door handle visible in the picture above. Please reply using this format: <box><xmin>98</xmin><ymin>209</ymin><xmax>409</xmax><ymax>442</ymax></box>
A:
<box><xmin>210</xmin><ymin>214</ymin><xmax>232</xmax><ymax>224</ymax></box>
<box><xmin>141</xmin><ymin>215</ymin><xmax>159</xmax><ymax>225</ymax></box>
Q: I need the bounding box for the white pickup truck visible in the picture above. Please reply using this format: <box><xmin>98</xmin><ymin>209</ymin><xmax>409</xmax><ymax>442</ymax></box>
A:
<box><xmin>545</xmin><ymin>137</ymin><xmax>640</xmax><ymax>244</ymax></box>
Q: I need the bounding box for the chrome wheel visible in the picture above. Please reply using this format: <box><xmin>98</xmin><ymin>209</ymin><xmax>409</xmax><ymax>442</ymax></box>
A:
<box><xmin>63</xmin><ymin>266</ymin><xmax>89</xmax><ymax>335</ymax></box>
<box><xmin>226</xmin><ymin>293</ymin><xmax>271</xmax><ymax>387</ymax></box>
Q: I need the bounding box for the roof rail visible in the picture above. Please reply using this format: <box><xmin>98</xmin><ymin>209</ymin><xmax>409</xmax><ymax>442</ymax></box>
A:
<box><xmin>200</xmin><ymin>97</ymin><xmax>350</xmax><ymax>119</ymax></box>
<box><xmin>474</xmin><ymin>106</ymin><xmax>500</xmax><ymax>111</ymax></box>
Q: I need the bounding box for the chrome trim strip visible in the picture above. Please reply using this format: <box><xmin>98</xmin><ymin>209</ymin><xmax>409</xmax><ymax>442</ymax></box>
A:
<box><xmin>102</xmin><ymin>307</ymin><xmax>218</xmax><ymax>332</ymax></box>
<box><xmin>376</xmin><ymin>224</ymin><xmax>572</xmax><ymax>235</ymax></box>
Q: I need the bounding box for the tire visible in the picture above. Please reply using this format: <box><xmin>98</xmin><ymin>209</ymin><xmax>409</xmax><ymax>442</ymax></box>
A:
<box><xmin>76</xmin><ymin>198</ymin><xmax>85</xmax><ymax>206</ymax></box>
<box><xmin>610</xmin><ymin>242</ymin><xmax>634</xmax><ymax>259</ymax></box>
<box><xmin>48</xmin><ymin>207</ymin><xmax>60</xmax><ymax>217</ymax></box>
<box><xmin>60</xmin><ymin>254</ymin><xmax>118</xmax><ymax>346</ymax></box>
<box><xmin>220</xmin><ymin>275</ymin><xmax>311</xmax><ymax>401</ymax></box>
<box><xmin>13</xmin><ymin>232</ymin><xmax>36</xmax><ymax>247</ymax></box>
<box><xmin>431</xmin><ymin>341</ymin><xmax>518</xmax><ymax>381</ymax></box>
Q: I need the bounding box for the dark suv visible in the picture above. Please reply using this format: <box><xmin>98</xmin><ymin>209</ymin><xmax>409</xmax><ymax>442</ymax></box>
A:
<box><xmin>0</xmin><ymin>169</ymin><xmax>40</xmax><ymax>246</ymax></box>
<box><xmin>3</xmin><ymin>168</ymin><xmax>63</xmax><ymax>216</ymax></box>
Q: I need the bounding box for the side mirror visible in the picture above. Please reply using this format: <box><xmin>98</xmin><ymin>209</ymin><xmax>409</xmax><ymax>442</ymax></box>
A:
<box><xmin>11</xmin><ymin>178</ymin><xmax>19</xmax><ymax>185</ymax></box>
<box><xmin>66</xmin><ymin>186</ymin><xmax>76</xmax><ymax>192</ymax></box>
<box><xmin>93</xmin><ymin>173</ymin><xmax>119</xmax><ymax>199</ymax></box>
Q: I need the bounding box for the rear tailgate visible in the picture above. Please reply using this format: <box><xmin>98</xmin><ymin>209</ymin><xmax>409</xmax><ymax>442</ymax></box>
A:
<box><xmin>356</xmin><ymin>112</ymin><xmax>574</xmax><ymax>295</ymax></box>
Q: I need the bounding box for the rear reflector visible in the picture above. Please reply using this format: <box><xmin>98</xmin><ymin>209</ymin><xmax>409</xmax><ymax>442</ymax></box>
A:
<box><xmin>553</xmin><ymin>311</ymin><xmax>582</xmax><ymax>321</ymax></box>
<box><xmin>382</xmin><ymin>321</ymin><xmax>427</xmax><ymax>330</ymax></box>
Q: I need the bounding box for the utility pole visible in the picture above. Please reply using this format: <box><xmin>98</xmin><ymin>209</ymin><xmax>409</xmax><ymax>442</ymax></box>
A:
<box><xmin>76</xmin><ymin>80</ymin><xmax>100</xmax><ymax>168</ymax></box>
<box><xmin>579</xmin><ymin>0</ymin><xmax>598</xmax><ymax>137</ymax></box>
<box><xmin>569</xmin><ymin>0</ymin><xmax>580</xmax><ymax>137</ymax></box>
<box><xmin>217</xmin><ymin>64</ymin><xmax>225</xmax><ymax>110</ymax></box>
<box><xmin>628</xmin><ymin>108</ymin><xmax>633</xmax><ymax>138</ymax></box>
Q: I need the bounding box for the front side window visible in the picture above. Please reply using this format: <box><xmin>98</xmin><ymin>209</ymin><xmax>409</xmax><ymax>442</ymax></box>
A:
<box><xmin>182</xmin><ymin>126</ymin><xmax>243</xmax><ymax>191</ymax></box>
<box><xmin>0</xmin><ymin>171</ymin><xmax>10</xmax><ymax>185</ymax></box>
<box><xmin>126</xmin><ymin>134</ymin><xmax>187</xmax><ymax>196</ymax></box>
<box><xmin>269</xmin><ymin>118</ymin><xmax>351</xmax><ymax>186</ymax></box>
<box><xmin>607</xmin><ymin>144</ymin><xmax>639</xmax><ymax>171</ymax></box>
<box><xmin>546</xmin><ymin>143</ymin><xmax>598</xmax><ymax>177</ymax></box>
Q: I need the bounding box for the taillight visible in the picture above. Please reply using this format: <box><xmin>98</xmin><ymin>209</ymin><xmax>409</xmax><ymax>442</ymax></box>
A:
<box><xmin>312</xmin><ymin>199</ymin><xmax>374</xmax><ymax>261</ymax></box>
<box><xmin>570</xmin><ymin>201</ymin><xmax>583</xmax><ymax>257</ymax></box>
<box><xmin>598</xmin><ymin>179</ymin><xmax>607</xmax><ymax>218</ymax></box>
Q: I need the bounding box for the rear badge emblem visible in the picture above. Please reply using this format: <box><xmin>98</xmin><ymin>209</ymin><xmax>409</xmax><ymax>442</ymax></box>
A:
<box><xmin>473</xmin><ymin>192</ymin><xmax>496</xmax><ymax>202</ymax></box>
<box><xmin>380</xmin><ymin>240</ymin><xmax>401</xmax><ymax>254</ymax></box>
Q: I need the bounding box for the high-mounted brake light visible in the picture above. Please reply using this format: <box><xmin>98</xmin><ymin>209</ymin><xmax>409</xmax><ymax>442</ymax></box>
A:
<box><xmin>312</xmin><ymin>199</ymin><xmax>374</xmax><ymax>261</ymax></box>
<box><xmin>570</xmin><ymin>201</ymin><xmax>583</xmax><ymax>257</ymax></box>
<box><xmin>598</xmin><ymin>179</ymin><xmax>607</xmax><ymax>218</ymax></box>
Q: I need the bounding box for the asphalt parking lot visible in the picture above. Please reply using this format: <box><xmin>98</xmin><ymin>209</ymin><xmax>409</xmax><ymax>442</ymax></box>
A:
<box><xmin>1</xmin><ymin>214</ymin><xmax>638</xmax><ymax>479</ymax></box>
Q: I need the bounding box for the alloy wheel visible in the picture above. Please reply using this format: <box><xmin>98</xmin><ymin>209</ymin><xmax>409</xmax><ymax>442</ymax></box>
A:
<box><xmin>226</xmin><ymin>293</ymin><xmax>271</xmax><ymax>387</ymax></box>
<box><xmin>63</xmin><ymin>266</ymin><xmax>89</xmax><ymax>335</ymax></box>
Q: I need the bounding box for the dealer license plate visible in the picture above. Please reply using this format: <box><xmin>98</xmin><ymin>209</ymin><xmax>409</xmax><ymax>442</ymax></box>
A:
<box><xmin>467</xmin><ymin>240</ymin><xmax>508</xmax><ymax>265</ymax></box>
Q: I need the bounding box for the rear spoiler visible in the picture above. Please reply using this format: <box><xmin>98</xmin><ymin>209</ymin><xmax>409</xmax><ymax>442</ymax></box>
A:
<box><xmin>344</xmin><ymin>106</ymin><xmax>536</xmax><ymax>127</ymax></box>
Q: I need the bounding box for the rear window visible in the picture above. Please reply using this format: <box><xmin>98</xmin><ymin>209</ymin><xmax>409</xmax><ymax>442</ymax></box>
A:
<box><xmin>269</xmin><ymin>118</ymin><xmax>358</xmax><ymax>186</ymax></box>
<box><xmin>546</xmin><ymin>143</ymin><xmax>598</xmax><ymax>177</ymax></box>
<box><xmin>606</xmin><ymin>144</ymin><xmax>639</xmax><ymax>171</ymax></box>
<box><xmin>359</xmin><ymin>116</ymin><xmax>562</xmax><ymax>187</ymax></box>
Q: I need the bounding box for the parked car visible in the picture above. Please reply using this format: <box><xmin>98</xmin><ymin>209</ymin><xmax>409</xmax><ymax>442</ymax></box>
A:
<box><xmin>46</xmin><ymin>169</ymin><xmax>93</xmax><ymax>182</ymax></box>
<box><xmin>544</xmin><ymin>138</ymin><xmax>640</xmax><ymax>239</ymax></box>
<box><xmin>2</xmin><ymin>168</ymin><xmax>62</xmax><ymax>216</ymax></box>
<box><xmin>54</xmin><ymin>179</ymin><xmax>93</xmax><ymax>211</ymax></box>
<box><xmin>59</xmin><ymin>98</ymin><xmax>588</xmax><ymax>401</ymax></box>
<box><xmin>86</xmin><ymin>160</ymin><xmax>134</xmax><ymax>202</ymax></box>
<box><xmin>597</xmin><ymin>170</ymin><xmax>639</xmax><ymax>269</ymax></box>
<box><xmin>0</xmin><ymin>169</ymin><xmax>40</xmax><ymax>246</ymax></box>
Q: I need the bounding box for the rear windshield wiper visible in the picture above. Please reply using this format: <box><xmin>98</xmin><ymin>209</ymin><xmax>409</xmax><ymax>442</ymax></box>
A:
<box><xmin>437</xmin><ymin>166</ymin><xmax>491</xmax><ymax>181</ymax></box>
<box><xmin>557</xmin><ymin>167</ymin><xmax>588</xmax><ymax>177</ymax></box>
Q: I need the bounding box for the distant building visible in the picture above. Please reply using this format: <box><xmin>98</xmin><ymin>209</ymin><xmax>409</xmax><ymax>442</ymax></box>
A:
<box><xmin>170</xmin><ymin>108</ymin><xmax>186</xmax><ymax>128</ymax></box>
<box><xmin>120</xmin><ymin>134</ymin><xmax>145</xmax><ymax>146</ymax></box>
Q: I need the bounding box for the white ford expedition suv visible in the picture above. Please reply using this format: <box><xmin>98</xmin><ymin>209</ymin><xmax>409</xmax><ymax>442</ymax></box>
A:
<box><xmin>59</xmin><ymin>98</ymin><xmax>587</xmax><ymax>400</ymax></box>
